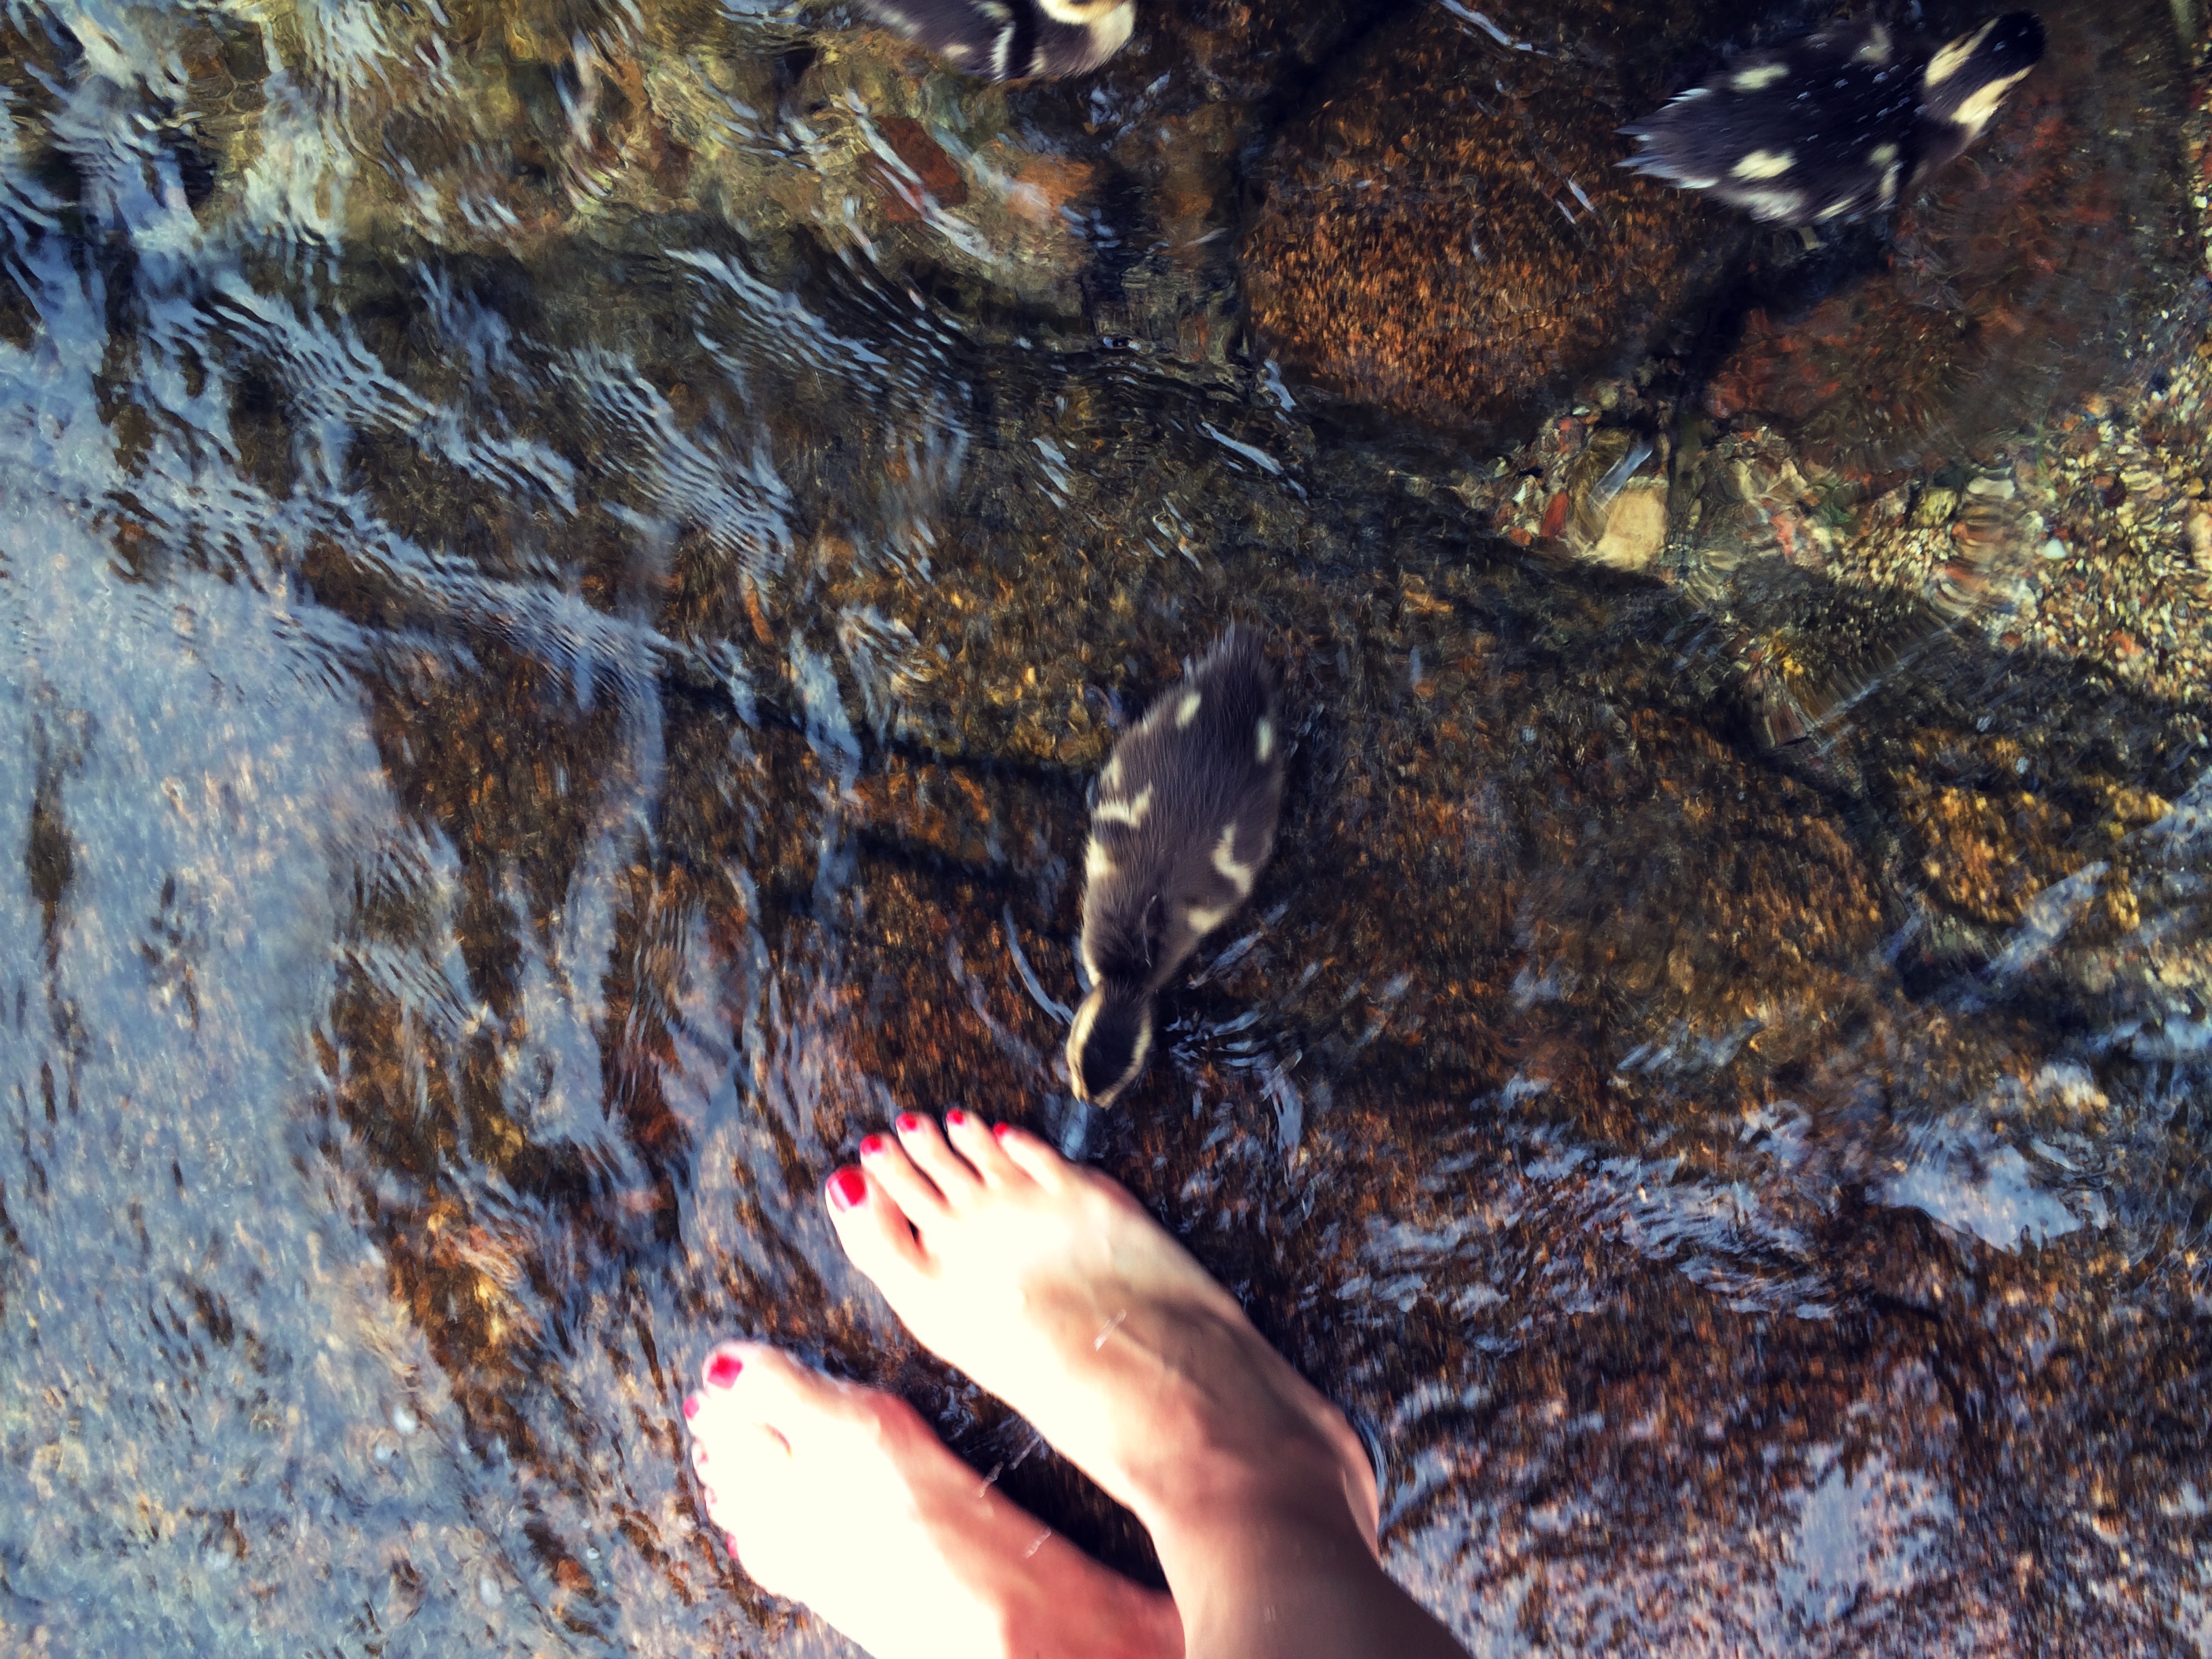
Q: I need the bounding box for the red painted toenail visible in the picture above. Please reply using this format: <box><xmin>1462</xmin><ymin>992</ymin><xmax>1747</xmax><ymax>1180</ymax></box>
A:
<box><xmin>859</xmin><ymin>1134</ymin><xmax>886</xmax><ymax>1157</ymax></box>
<box><xmin>947</xmin><ymin>1108</ymin><xmax>970</xmax><ymax>1128</ymax></box>
<box><xmin>895</xmin><ymin>1112</ymin><xmax>922</xmax><ymax>1133</ymax></box>
<box><xmin>993</xmin><ymin>1122</ymin><xmax>1011</xmax><ymax>1141</ymax></box>
<box><xmin>705</xmin><ymin>1353</ymin><xmax>743</xmax><ymax>1389</ymax></box>
<box><xmin>702</xmin><ymin>1484</ymin><xmax>717</xmax><ymax>1505</ymax></box>
<box><xmin>727</xmin><ymin>1534</ymin><xmax>740</xmax><ymax>1558</ymax></box>
<box><xmin>695</xmin><ymin>1446</ymin><xmax>709</xmax><ymax>1465</ymax></box>
<box><xmin>827</xmin><ymin>1166</ymin><xmax>869</xmax><ymax>1210</ymax></box>
<box><xmin>682</xmin><ymin>1395</ymin><xmax>700</xmax><ymax>1420</ymax></box>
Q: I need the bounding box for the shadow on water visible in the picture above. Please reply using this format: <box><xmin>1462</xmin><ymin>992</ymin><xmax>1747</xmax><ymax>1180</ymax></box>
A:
<box><xmin>1</xmin><ymin>0</ymin><xmax>2210</xmax><ymax>1653</ymax></box>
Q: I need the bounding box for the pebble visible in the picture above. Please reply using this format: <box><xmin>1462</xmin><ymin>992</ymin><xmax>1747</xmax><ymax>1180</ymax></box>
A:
<box><xmin>392</xmin><ymin>1404</ymin><xmax>419</xmax><ymax>1435</ymax></box>
<box><xmin>1591</xmin><ymin>483</ymin><xmax>1669</xmax><ymax>571</ymax></box>
<box><xmin>478</xmin><ymin>1572</ymin><xmax>502</xmax><ymax>1609</ymax></box>
<box><xmin>1912</xmin><ymin>487</ymin><xmax>1960</xmax><ymax>528</ymax></box>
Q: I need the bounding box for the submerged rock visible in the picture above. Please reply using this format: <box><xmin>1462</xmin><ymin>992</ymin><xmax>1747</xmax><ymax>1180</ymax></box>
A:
<box><xmin>1242</xmin><ymin>0</ymin><xmax>1741</xmax><ymax>436</ymax></box>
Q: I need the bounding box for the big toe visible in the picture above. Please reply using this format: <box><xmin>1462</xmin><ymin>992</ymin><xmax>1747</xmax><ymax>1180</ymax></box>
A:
<box><xmin>687</xmin><ymin>1342</ymin><xmax>847</xmax><ymax>1444</ymax></box>
<box><xmin>824</xmin><ymin>1163</ymin><xmax>931</xmax><ymax>1288</ymax></box>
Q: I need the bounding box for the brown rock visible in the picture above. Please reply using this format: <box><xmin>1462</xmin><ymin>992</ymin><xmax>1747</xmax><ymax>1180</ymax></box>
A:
<box><xmin>1242</xmin><ymin>0</ymin><xmax>1739</xmax><ymax>435</ymax></box>
<box><xmin>865</xmin><ymin>115</ymin><xmax>969</xmax><ymax>222</ymax></box>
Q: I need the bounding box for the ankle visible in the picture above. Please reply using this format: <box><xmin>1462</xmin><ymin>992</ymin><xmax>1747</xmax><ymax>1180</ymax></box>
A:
<box><xmin>1131</xmin><ymin>1405</ymin><xmax>1367</xmax><ymax>1553</ymax></box>
<box><xmin>1004</xmin><ymin>1573</ymin><xmax>1182</xmax><ymax>1659</ymax></box>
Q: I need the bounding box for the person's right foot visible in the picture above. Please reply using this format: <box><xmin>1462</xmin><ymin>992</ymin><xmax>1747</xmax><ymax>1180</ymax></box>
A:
<box><xmin>823</xmin><ymin>1113</ymin><xmax>1379</xmax><ymax>1551</ymax></box>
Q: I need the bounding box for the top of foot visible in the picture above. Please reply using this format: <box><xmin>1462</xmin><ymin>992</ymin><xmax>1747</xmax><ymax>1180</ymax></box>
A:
<box><xmin>823</xmin><ymin>1112</ymin><xmax>1379</xmax><ymax>1550</ymax></box>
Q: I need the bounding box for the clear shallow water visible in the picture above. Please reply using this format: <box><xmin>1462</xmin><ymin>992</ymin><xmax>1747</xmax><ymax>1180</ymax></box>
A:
<box><xmin>3</xmin><ymin>0</ymin><xmax>2211</xmax><ymax>1652</ymax></box>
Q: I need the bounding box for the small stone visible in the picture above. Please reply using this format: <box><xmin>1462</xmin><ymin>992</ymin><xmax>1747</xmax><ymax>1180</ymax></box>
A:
<box><xmin>1590</xmin><ymin>482</ymin><xmax>1670</xmax><ymax>571</ymax></box>
<box><xmin>1911</xmin><ymin>487</ymin><xmax>1959</xmax><ymax>529</ymax></box>
<box><xmin>392</xmin><ymin>1404</ymin><xmax>419</xmax><ymax>1435</ymax></box>
<box><xmin>2186</xmin><ymin>507</ymin><xmax>2211</xmax><ymax>568</ymax></box>
<box><xmin>478</xmin><ymin>1573</ymin><xmax>502</xmax><ymax>1609</ymax></box>
<box><xmin>1966</xmin><ymin>475</ymin><xmax>2017</xmax><ymax>500</ymax></box>
<box><xmin>2040</xmin><ymin>537</ymin><xmax>2067</xmax><ymax>561</ymax></box>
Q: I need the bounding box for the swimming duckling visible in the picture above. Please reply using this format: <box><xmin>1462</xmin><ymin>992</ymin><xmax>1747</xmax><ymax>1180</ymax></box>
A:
<box><xmin>1622</xmin><ymin>12</ymin><xmax>2045</xmax><ymax>226</ymax></box>
<box><xmin>864</xmin><ymin>0</ymin><xmax>1134</xmax><ymax>80</ymax></box>
<box><xmin>1067</xmin><ymin>628</ymin><xmax>1284</xmax><ymax>1107</ymax></box>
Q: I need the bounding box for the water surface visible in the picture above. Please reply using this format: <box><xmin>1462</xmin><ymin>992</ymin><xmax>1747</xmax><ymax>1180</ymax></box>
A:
<box><xmin>4</xmin><ymin>0</ymin><xmax>2212</xmax><ymax>1652</ymax></box>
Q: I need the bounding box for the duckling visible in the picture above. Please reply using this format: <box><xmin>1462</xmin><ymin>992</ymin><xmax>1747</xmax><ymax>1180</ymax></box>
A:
<box><xmin>1622</xmin><ymin>12</ymin><xmax>2045</xmax><ymax>226</ymax></box>
<box><xmin>864</xmin><ymin>0</ymin><xmax>1134</xmax><ymax>80</ymax></box>
<box><xmin>1067</xmin><ymin>628</ymin><xmax>1284</xmax><ymax>1107</ymax></box>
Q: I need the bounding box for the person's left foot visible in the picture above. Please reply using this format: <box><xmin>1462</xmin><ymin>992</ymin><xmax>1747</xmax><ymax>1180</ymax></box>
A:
<box><xmin>682</xmin><ymin>1342</ymin><xmax>1184</xmax><ymax>1659</ymax></box>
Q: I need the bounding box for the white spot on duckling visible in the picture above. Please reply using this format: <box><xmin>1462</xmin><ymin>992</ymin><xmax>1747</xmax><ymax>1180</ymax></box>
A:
<box><xmin>1094</xmin><ymin>784</ymin><xmax>1154</xmax><ymax>828</ymax></box>
<box><xmin>1255</xmin><ymin>717</ymin><xmax>1275</xmax><ymax>762</ymax></box>
<box><xmin>1175</xmin><ymin>691</ymin><xmax>1202</xmax><ymax>727</ymax></box>
<box><xmin>1923</xmin><ymin>18</ymin><xmax>1997</xmax><ymax>88</ymax></box>
<box><xmin>1182</xmin><ymin>902</ymin><xmax>1233</xmax><ymax>936</ymax></box>
<box><xmin>1736</xmin><ymin>187</ymin><xmax>1805</xmax><ymax>222</ymax></box>
<box><xmin>1066</xmin><ymin>989</ymin><xmax>1097</xmax><ymax>1054</ymax></box>
<box><xmin>1732</xmin><ymin>62</ymin><xmax>1788</xmax><ymax>91</ymax></box>
<box><xmin>1732</xmin><ymin>148</ymin><xmax>1795</xmax><ymax>181</ymax></box>
<box><xmin>1212</xmin><ymin>825</ymin><xmax>1257</xmax><ymax>896</ymax></box>
<box><xmin>1946</xmin><ymin>68</ymin><xmax>2032</xmax><ymax>140</ymax></box>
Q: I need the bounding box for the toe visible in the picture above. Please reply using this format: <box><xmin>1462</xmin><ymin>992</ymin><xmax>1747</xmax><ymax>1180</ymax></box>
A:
<box><xmin>710</xmin><ymin>1344</ymin><xmax>842</xmax><ymax>1430</ymax></box>
<box><xmin>988</xmin><ymin>1120</ymin><xmax>1069</xmax><ymax>1191</ymax></box>
<box><xmin>857</xmin><ymin>1132</ymin><xmax>953</xmax><ymax>1224</ymax></box>
<box><xmin>696</xmin><ymin>1339</ymin><xmax>754</xmax><ymax>1399</ymax></box>
<box><xmin>825</xmin><ymin>1163</ymin><xmax>933</xmax><ymax>1282</ymax></box>
<box><xmin>945</xmin><ymin>1109</ymin><xmax>1027</xmax><ymax>1187</ymax></box>
<box><xmin>893</xmin><ymin>1111</ymin><xmax>987</xmax><ymax>1206</ymax></box>
<box><xmin>687</xmin><ymin>1344</ymin><xmax>857</xmax><ymax>1467</ymax></box>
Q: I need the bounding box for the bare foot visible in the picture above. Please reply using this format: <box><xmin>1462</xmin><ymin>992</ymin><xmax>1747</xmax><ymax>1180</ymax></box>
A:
<box><xmin>681</xmin><ymin>1343</ymin><xmax>1183</xmax><ymax>1659</ymax></box>
<box><xmin>823</xmin><ymin>1113</ymin><xmax>1379</xmax><ymax>1552</ymax></box>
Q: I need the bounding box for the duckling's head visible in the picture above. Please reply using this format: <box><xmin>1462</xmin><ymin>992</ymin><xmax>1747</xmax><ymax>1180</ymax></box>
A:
<box><xmin>1066</xmin><ymin>977</ymin><xmax>1153</xmax><ymax>1107</ymax></box>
